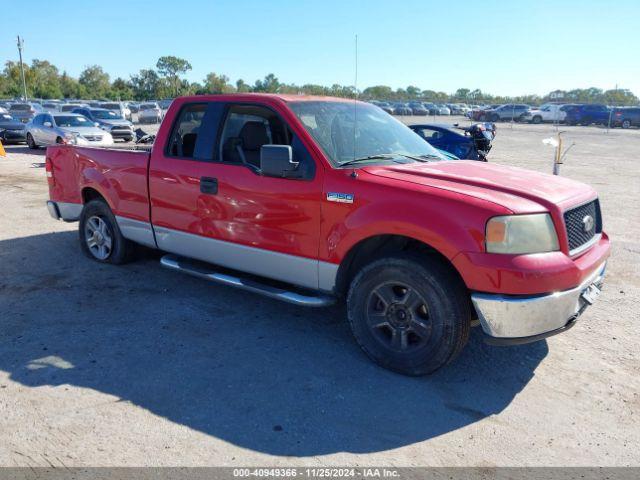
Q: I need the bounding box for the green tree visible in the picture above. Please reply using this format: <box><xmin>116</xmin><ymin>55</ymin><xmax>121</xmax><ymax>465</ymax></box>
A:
<box><xmin>156</xmin><ymin>56</ymin><xmax>192</xmax><ymax>97</ymax></box>
<box><xmin>203</xmin><ymin>72</ymin><xmax>234</xmax><ymax>93</ymax></box>
<box><xmin>362</xmin><ymin>85</ymin><xmax>394</xmax><ymax>100</ymax></box>
<box><xmin>79</xmin><ymin>65</ymin><xmax>110</xmax><ymax>98</ymax></box>
<box><xmin>235</xmin><ymin>79</ymin><xmax>251</xmax><ymax>93</ymax></box>
<box><xmin>130</xmin><ymin>69</ymin><xmax>161</xmax><ymax>100</ymax></box>
<box><xmin>253</xmin><ymin>73</ymin><xmax>280</xmax><ymax>93</ymax></box>
<box><xmin>109</xmin><ymin>77</ymin><xmax>134</xmax><ymax>100</ymax></box>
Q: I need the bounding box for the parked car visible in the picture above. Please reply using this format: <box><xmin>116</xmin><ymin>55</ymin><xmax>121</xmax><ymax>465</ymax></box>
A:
<box><xmin>0</xmin><ymin>113</ymin><xmax>27</xmax><ymax>143</ymax></box>
<box><xmin>610</xmin><ymin>107</ymin><xmax>640</xmax><ymax>129</ymax></box>
<box><xmin>521</xmin><ymin>104</ymin><xmax>567</xmax><ymax>124</ymax></box>
<box><xmin>100</xmin><ymin>101</ymin><xmax>132</xmax><ymax>121</ymax></box>
<box><xmin>409</xmin><ymin>122</ymin><xmax>496</xmax><ymax>161</ymax></box>
<box><xmin>26</xmin><ymin>112</ymin><xmax>114</xmax><ymax>148</ymax></box>
<box><xmin>158</xmin><ymin>98</ymin><xmax>174</xmax><ymax>110</ymax></box>
<box><xmin>127</xmin><ymin>102</ymin><xmax>140</xmax><ymax>114</ymax></box>
<box><xmin>422</xmin><ymin>103</ymin><xmax>438</xmax><ymax>115</ymax></box>
<box><xmin>45</xmin><ymin>93</ymin><xmax>609</xmax><ymax>376</ymax></box>
<box><xmin>564</xmin><ymin>104</ymin><xmax>611</xmax><ymax>126</ymax></box>
<box><xmin>408</xmin><ymin>102</ymin><xmax>428</xmax><ymax>116</ymax></box>
<box><xmin>435</xmin><ymin>104</ymin><xmax>451</xmax><ymax>115</ymax></box>
<box><xmin>60</xmin><ymin>103</ymin><xmax>88</xmax><ymax>112</ymax></box>
<box><xmin>479</xmin><ymin>104</ymin><xmax>530</xmax><ymax>122</ymax></box>
<box><xmin>8</xmin><ymin>102</ymin><xmax>43</xmax><ymax>123</ymax></box>
<box><xmin>137</xmin><ymin>102</ymin><xmax>163</xmax><ymax>123</ymax></box>
<box><xmin>71</xmin><ymin>107</ymin><xmax>135</xmax><ymax>142</ymax></box>
<box><xmin>393</xmin><ymin>103</ymin><xmax>413</xmax><ymax>115</ymax></box>
<box><xmin>42</xmin><ymin>101</ymin><xmax>61</xmax><ymax>113</ymax></box>
<box><xmin>376</xmin><ymin>102</ymin><xmax>394</xmax><ymax>115</ymax></box>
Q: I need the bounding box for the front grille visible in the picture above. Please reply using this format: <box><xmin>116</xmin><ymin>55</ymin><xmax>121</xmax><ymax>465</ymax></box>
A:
<box><xmin>84</xmin><ymin>135</ymin><xmax>102</xmax><ymax>142</ymax></box>
<box><xmin>564</xmin><ymin>199</ymin><xmax>602</xmax><ymax>253</ymax></box>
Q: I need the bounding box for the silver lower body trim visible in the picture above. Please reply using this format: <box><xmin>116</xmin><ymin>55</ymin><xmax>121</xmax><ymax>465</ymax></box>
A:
<box><xmin>472</xmin><ymin>262</ymin><xmax>606</xmax><ymax>339</ymax></box>
<box><xmin>115</xmin><ymin>216</ymin><xmax>157</xmax><ymax>248</ymax></box>
<box><xmin>161</xmin><ymin>254</ymin><xmax>335</xmax><ymax>307</ymax></box>
<box><xmin>46</xmin><ymin>201</ymin><xmax>82</xmax><ymax>222</ymax></box>
<box><xmin>154</xmin><ymin>226</ymin><xmax>337</xmax><ymax>291</ymax></box>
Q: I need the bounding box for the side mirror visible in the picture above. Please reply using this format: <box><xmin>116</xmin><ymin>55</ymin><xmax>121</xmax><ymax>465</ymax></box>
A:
<box><xmin>260</xmin><ymin>145</ymin><xmax>298</xmax><ymax>178</ymax></box>
<box><xmin>43</xmin><ymin>121</ymin><xmax>52</xmax><ymax>128</ymax></box>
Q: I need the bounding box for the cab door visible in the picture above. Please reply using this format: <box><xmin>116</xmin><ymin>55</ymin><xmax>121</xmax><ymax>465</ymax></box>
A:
<box><xmin>148</xmin><ymin>100</ymin><xmax>323</xmax><ymax>290</ymax></box>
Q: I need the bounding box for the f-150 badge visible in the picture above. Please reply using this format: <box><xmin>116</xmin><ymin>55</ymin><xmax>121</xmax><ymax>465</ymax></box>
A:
<box><xmin>327</xmin><ymin>192</ymin><xmax>354</xmax><ymax>204</ymax></box>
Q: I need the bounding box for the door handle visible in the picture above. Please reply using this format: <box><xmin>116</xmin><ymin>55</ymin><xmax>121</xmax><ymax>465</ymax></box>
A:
<box><xmin>200</xmin><ymin>177</ymin><xmax>218</xmax><ymax>194</ymax></box>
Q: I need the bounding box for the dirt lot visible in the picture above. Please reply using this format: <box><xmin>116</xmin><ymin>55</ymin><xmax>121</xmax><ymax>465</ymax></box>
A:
<box><xmin>0</xmin><ymin>117</ymin><xmax>638</xmax><ymax>467</ymax></box>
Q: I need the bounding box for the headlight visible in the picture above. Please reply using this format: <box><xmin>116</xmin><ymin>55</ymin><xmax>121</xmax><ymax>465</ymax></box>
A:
<box><xmin>486</xmin><ymin>213</ymin><xmax>559</xmax><ymax>254</ymax></box>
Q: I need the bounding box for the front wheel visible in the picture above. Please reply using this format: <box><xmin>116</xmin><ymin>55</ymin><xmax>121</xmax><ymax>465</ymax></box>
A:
<box><xmin>26</xmin><ymin>133</ymin><xmax>38</xmax><ymax>149</ymax></box>
<box><xmin>79</xmin><ymin>200</ymin><xmax>135</xmax><ymax>264</ymax></box>
<box><xmin>532</xmin><ymin>115</ymin><xmax>542</xmax><ymax>124</ymax></box>
<box><xmin>347</xmin><ymin>254</ymin><xmax>471</xmax><ymax>376</ymax></box>
<box><xmin>622</xmin><ymin>119</ymin><xmax>631</xmax><ymax>129</ymax></box>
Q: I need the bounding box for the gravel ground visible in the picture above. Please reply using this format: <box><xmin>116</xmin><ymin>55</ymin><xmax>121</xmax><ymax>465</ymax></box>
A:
<box><xmin>0</xmin><ymin>116</ymin><xmax>638</xmax><ymax>467</ymax></box>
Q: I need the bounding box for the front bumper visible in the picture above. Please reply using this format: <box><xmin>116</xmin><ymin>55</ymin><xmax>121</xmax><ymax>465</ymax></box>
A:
<box><xmin>472</xmin><ymin>261</ymin><xmax>606</xmax><ymax>344</ymax></box>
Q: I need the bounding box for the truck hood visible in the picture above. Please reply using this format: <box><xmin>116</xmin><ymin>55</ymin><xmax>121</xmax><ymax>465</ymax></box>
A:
<box><xmin>363</xmin><ymin>160</ymin><xmax>596</xmax><ymax>213</ymax></box>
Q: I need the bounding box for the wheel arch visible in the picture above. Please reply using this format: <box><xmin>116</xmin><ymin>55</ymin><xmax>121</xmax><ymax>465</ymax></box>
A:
<box><xmin>334</xmin><ymin>234</ymin><xmax>466</xmax><ymax>298</ymax></box>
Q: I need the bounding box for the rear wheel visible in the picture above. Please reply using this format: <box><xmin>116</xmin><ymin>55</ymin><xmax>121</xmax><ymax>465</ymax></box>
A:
<box><xmin>347</xmin><ymin>254</ymin><xmax>471</xmax><ymax>376</ymax></box>
<box><xmin>79</xmin><ymin>199</ymin><xmax>135</xmax><ymax>264</ymax></box>
<box><xmin>532</xmin><ymin>115</ymin><xmax>542</xmax><ymax>124</ymax></box>
<box><xmin>26</xmin><ymin>133</ymin><xmax>38</xmax><ymax>149</ymax></box>
<box><xmin>622</xmin><ymin>119</ymin><xmax>631</xmax><ymax>129</ymax></box>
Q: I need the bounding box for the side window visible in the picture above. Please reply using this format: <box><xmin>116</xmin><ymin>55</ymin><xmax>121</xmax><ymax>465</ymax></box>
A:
<box><xmin>32</xmin><ymin>114</ymin><xmax>43</xmax><ymax>126</ymax></box>
<box><xmin>218</xmin><ymin>104</ymin><xmax>315</xmax><ymax>179</ymax></box>
<box><xmin>167</xmin><ymin>103</ymin><xmax>207</xmax><ymax>159</ymax></box>
<box><xmin>415</xmin><ymin>128</ymin><xmax>443</xmax><ymax>141</ymax></box>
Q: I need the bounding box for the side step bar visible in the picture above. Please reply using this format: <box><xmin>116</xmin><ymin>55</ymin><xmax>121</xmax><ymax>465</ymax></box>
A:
<box><xmin>160</xmin><ymin>254</ymin><xmax>336</xmax><ymax>308</ymax></box>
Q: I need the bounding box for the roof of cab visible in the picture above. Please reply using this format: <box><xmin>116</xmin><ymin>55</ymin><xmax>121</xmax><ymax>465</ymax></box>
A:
<box><xmin>174</xmin><ymin>93</ymin><xmax>362</xmax><ymax>104</ymax></box>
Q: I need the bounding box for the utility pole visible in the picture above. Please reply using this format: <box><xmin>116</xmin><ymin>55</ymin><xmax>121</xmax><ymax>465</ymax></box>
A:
<box><xmin>17</xmin><ymin>36</ymin><xmax>28</xmax><ymax>101</ymax></box>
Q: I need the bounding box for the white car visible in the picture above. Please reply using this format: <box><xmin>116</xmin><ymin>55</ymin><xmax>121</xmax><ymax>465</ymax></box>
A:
<box><xmin>137</xmin><ymin>102</ymin><xmax>163</xmax><ymax>123</ymax></box>
<box><xmin>436</xmin><ymin>105</ymin><xmax>451</xmax><ymax>115</ymax></box>
<box><xmin>100</xmin><ymin>101</ymin><xmax>132</xmax><ymax>121</ymax></box>
<box><xmin>522</xmin><ymin>103</ymin><xmax>567</xmax><ymax>124</ymax></box>
<box><xmin>25</xmin><ymin>112</ymin><xmax>114</xmax><ymax>148</ymax></box>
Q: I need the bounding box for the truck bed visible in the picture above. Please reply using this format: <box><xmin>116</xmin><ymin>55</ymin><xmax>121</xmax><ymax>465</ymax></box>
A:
<box><xmin>47</xmin><ymin>144</ymin><xmax>152</xmax><ymax>224</ymax></box>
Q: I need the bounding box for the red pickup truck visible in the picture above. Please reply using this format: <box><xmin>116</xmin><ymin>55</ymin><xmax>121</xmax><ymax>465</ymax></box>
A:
<box><xmin>45</xmin><ymin>94</ymin><xmax>610</xmax><ymax>375</ymax></box>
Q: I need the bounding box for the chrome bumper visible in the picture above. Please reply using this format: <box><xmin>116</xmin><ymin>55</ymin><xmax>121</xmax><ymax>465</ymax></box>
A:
<box><xmin>46</xmin><ymin>201</ymin><xmax>83</xmax><ymax>222</ymax></box>
<box><xmin>471</xmin><ymin>262</ymin><xmax>606</xmax><ymax>343</ymax></box>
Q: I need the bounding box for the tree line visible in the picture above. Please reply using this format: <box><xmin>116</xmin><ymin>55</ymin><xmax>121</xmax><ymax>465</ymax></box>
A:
<box><xmin>1</xmin><ymin>55</ymin><xmax>638</xmax><ymax>106</ymax></box>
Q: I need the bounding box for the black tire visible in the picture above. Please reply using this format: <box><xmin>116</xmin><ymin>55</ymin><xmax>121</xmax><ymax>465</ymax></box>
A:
<box><xmin>26</xmin><ymin>133</ymin><xmax>38</xmax><ymax>149</ymax></box>
<box><xmin>532</xmin><ymin>115</ymin><xmax>542</xmax><ymax>124</ymax></box>
<box><xmin>56</xmin><ymin>136</ymin><xmax>64</xmax><ymax>144</ymax></box>
<box><xmin>490</xmin><ymin>114</ymin><xmax>499</xmax><ymax>122</ymax></box>
<box><xmin>79</xmin><ymin>199</ymin><xmax>135</xmax><ymax>264</ymax></box>
<box><xmin>347</xmin><ymin>254</ymin><xmax>471</xmax><ymax>376</ymax></box>
<box><xmin>622</xmin><ymin>119</ymin><xmax>631</xmax><ymax>129</ymax></box>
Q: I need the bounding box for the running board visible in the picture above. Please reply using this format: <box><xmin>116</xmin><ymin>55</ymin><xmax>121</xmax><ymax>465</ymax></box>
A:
<box><xmin>160</xmin><ymin>254</ymin><xmax>335</xmax><ymax>308</ymax></box>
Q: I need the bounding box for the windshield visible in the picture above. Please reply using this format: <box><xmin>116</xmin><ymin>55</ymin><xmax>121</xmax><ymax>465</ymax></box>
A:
<box><xmin>289</xmin><ymin>101</ymin><xmax>446</xmax><ymax>166</ymax></box>
<box><xmin>54</xmin><ymin>115</ymin><xmax>93</xmax><ymax>127</ymax></box>
<box><xmin>92</xmin><ymin>110</ymin><xmax>121</xmax><ymax>120</ymax></box>
<box><xmin>101</xmin><ymin>103</ymin><xmax>120</xmax><ymax>109</ymax></box>
<box><xmin>10</xmin><ymin>104</ymin><xmax>31</xmax><ymax>111</ymax></box>
<box><xmin>140</xmin><ymin>103</ymin><xmax>158</xmax><ymax>110</ymax></box>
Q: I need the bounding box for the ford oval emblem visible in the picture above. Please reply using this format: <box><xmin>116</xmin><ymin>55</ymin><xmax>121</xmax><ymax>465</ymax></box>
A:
<box><xmin>582</xmin><ymin>215</ymin><xmax>594</xmax><ymax>232</ymax></box>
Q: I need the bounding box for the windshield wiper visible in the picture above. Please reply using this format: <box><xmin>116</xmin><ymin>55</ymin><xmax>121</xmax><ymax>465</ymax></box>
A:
<box><xmin>339</xmin><ymin>154</ymin><xmax>398</xmax><ymax>167</ymax></box>
<box><xmin>339</xmin><ymin>153</ymin><xmax>435</xmax><ymax>168</ymax></box>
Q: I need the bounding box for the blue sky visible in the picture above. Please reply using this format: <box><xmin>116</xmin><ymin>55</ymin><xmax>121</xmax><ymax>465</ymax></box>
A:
<box><xmin>2</xmin><ymin>0</ymin><xmax>638</xmax><ymax>96</ymax></box>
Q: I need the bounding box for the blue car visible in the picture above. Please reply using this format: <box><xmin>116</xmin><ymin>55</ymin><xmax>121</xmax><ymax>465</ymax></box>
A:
<box><xmin>564</xmin><ymin>104</ymin><xmax>611</xmax><ymax>126</ymax></box>
<box><xmin>409</xmin><ymin>123</ymin><xmax>496</xmax><ymax>161</ymax></box>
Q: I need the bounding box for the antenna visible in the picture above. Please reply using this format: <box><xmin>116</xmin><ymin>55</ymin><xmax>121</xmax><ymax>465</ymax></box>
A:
<box><xmin>353</xmin><ymin>34</ymin><xmax>358</xmax><ymax>163</ymax></box>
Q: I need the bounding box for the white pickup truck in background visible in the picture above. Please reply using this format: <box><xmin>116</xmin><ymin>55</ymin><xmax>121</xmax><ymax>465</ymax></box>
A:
<box><xmin>522</xmin><ymin>103</ymin><xmax>567</xmax><ymax>123</ymax></box>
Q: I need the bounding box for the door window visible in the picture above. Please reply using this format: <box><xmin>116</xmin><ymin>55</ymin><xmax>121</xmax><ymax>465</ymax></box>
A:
<box><xmin>218</xmin><ymin>104</ymin><xmax>315</xmax><ymax>179</ymax></box>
